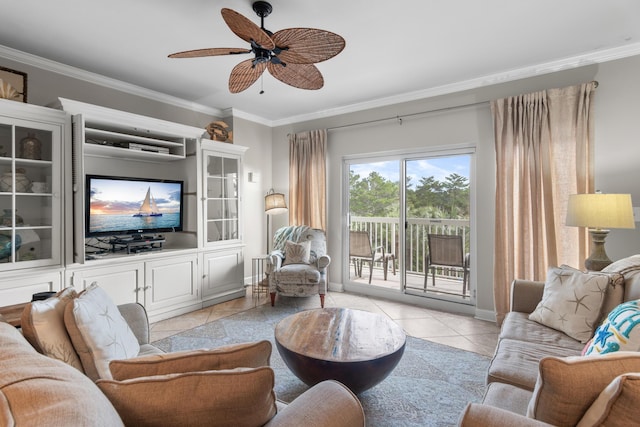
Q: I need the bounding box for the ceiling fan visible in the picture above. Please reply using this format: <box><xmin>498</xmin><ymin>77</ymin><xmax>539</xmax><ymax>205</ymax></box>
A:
<box><xmin>168</xmin><ymin>1</ymin><xmax>345</xmax><ymax>94</ymax></box>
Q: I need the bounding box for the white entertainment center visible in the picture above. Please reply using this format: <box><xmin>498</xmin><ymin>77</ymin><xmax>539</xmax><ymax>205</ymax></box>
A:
<box><xmin>0</xmin><ymin>98</ymin><xmax>248</xmax><ymax>322</ymax></box>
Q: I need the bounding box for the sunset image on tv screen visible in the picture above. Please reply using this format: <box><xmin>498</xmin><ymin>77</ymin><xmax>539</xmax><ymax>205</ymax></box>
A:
<box><xmin>87</xmin><ymin>177</ymin><xmax>182</xmax><ymax>234</ymax></box>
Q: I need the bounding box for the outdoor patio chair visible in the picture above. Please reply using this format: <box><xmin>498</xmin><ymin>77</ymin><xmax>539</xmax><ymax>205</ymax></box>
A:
<box><xmin>349</xmin><ymin>230</ymin><xmax>394</xmax><ymax>283</ymax></box>
<box><xmin>424</xmin><ymin>233</ymin><xmax>470</xmax><ymax>296</ymax></box>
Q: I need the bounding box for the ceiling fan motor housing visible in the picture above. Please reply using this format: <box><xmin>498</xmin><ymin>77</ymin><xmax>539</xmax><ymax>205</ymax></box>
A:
<box><xmin>253</xmin><ymin>1</ymin><xmax>272</xmax><ymax>19</ymax></box>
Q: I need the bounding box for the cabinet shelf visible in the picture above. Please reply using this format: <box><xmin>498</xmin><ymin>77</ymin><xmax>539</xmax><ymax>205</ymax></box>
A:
<box><xmin>59</xmin><ymin>97</ymin><xmax>206</xmax><ymax>163</ymax></box>
<box><xmin>82</xmin><ymin>143</ymin><xmax>185</xmax><ymax>161</ymax></box>
<box><xmin>84</xmin><ymin>127</ymin><xmax>186</xmax><ymax>160</ymax></box>
<box><xmin>0</xmin><ymin>157</ymin><xmax>53</xmax><ymax>167</ymax></box>
<box><xmin>86</xmin><ymin>127</ymin><xmax>185</xmax><ymax>148</ymax></box>
<box><xmin>0</xmin><ymin>192</ymin><xmax>52</xmax><ymax>196</ymax></box>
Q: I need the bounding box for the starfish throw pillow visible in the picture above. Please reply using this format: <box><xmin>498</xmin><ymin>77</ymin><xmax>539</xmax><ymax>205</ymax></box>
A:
<box><xmin>529</xmin><ymin>266</ymin><xmax>610</xmax><ymax>343</ymax></box>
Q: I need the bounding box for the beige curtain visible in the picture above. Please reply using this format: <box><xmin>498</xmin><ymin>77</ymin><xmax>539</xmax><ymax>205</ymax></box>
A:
<box><xmin>492</xmin><ymin>82</ymin><xmax>596</xmax><ymax>325</ymax></box>
<box><xmin>289</xmin><ymin>129</ymin><xmax>327</xmax><ymax>229</ymax></box>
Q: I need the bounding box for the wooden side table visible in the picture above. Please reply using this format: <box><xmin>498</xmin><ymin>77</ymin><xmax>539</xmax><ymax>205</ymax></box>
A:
<box><xmin>251</xmin><ymin>255</ymin><xmax>269</xmax><ymax>297</ymax></box>
<box><xmin>0</xmin><ymin>302</ymin><xmax>28</xmax><ymax>328</ymax></box>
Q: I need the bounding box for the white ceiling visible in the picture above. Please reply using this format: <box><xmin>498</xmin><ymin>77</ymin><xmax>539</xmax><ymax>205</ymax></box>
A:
<box><xmin>2</xmin><ymin>0</ymin><xmax>640</xmax><ymax>125</ymax></box>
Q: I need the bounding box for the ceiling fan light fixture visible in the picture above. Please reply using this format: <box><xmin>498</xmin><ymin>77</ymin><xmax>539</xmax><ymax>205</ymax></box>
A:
<box><xmin>168</xmin><ymin>1</ymin><xmax>345</xmax><ymax>93</ymax></box>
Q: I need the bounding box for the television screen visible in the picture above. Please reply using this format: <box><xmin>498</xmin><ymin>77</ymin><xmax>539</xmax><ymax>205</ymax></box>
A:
<box><xmin>85</xmin><ymin>175</ymin><xmax>184</xmax><ymax>237</ymax></box>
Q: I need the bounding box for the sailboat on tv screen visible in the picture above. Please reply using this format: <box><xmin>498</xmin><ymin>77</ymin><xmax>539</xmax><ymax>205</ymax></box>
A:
<box><xmin>133</xmin><ymin>187</ymin><xmax>163</xmax><ymax>217</ymax></box>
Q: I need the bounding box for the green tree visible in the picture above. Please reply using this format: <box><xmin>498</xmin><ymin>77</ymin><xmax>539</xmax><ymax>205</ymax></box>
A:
<box><xmin>351</xmin><ymin>169</ymin><xmax>469</xmax><ymax>220</ymax></box>
<box><xmin>349</xmin><ymin>170</ymin><xmax>398</xmax><ymax>217</ymax></box>
<box><xmin>443</xmin><ymin>173</ymin><xmax>469</xmax><ymax>218</ymax></box>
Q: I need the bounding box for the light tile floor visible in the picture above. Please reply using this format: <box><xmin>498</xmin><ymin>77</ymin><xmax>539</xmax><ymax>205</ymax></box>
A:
<box><xmin>150</xmin><ymin>288</ymin><xmax>500</xmax><ymax>357</ymax></box>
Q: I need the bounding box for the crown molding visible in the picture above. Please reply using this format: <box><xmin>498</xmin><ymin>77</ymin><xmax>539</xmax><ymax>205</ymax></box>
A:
<box><xmin>3</xmin><ymin>41</ymin><xmax>640</xmax><ymax>128</ymax></box>
<box><xmin>229</xmin><ymin>108</ymin><xmax>273</xmax><ymax>127</ymax></box>
<box><xmin>271</xmin><ymin>42</ymin><xmax>640</xmax><ymax>127</ymax></box>
<box><xmin>0</xmin><ymin>44</ymin><xmax>225</xmax><ymax>118</ymax></box>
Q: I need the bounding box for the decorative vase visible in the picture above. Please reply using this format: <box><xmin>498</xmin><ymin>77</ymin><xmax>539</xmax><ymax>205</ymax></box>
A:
<box><xmin>0</xmin><ymin>169</ymin><xmax>31</xmax><ymax>193</ymax></box>
<box><xmin>1</xmin><ymin>209</ymin><xmax>23</xmax><ymax>227</ymax></box>
<box><xmin>20</xmin><ymin>133</ymin><xmax>42</xmax><ymax>160</ymax></box>
<box><xmin>0</xmin><ymin>172</ymin><xmax>10</xmax><ymax>192</ymax></box>
<box><xmin>0</xmin><ymin>233</ymin><xmax>21</xmax><ymax>260</ymax></box>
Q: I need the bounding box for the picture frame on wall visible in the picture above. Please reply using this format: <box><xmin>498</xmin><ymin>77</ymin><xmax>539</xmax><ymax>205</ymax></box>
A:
<box><xmin>0</xmin><ymin>66</ymin><xmax>27</xmax><ymax>103</ymax></box>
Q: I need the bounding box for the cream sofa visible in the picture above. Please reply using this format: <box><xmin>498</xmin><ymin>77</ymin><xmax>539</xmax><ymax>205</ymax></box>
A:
<box><xmin>1</xmin><ymin>284</ymin><xmax>365</xmax><ymax>426</ymax></box>
<box><xmin>459</xmin><ymin>255</ymin><xmax>640</xmax><ymax>426</ymax></box>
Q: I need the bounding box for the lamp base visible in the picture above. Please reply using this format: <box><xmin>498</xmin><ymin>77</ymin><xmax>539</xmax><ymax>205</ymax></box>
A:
<box><xmin>584</xmin><ymin>229</ymin><xmax>612</xmax><ymax>271</ymax></box>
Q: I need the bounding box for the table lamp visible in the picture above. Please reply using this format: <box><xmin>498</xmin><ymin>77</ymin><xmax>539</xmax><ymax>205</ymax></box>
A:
<box><xmin>566</xmin><ymin>193</ymin><xmax>635</xmax><ymax>271</ymax></box>
<box><xmin>265</xmin><ymin>189</ymin><xmax>288</xmax><ymax>253</ymax></box>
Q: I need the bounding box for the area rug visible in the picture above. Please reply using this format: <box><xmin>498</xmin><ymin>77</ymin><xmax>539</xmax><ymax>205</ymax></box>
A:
<box><xmin>153</xmin><ymin>300</ymin><xmax>489</xmax><ymax>427</ymax></box>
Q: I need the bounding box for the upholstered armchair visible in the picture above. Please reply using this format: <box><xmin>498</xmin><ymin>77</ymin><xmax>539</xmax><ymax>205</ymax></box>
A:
<box><xmin>266</xmin><ymin>225</ymin><xmax>331</xmax><ymax>308</ymax></box>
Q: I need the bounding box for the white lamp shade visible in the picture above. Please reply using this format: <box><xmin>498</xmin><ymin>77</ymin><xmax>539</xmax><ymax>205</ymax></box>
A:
<box><xmin>566</xmin><ymin>193</ymin><xmax>635</xmax><ymax>229</ymax></box>
<box><xmin>265</xmin><ymin>191</ymin><xmax>288</xmax><ymax>215</ymax></box>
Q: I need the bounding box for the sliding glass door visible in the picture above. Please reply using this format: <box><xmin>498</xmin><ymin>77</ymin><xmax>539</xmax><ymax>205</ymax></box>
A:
<box><xmin>344</xmin><ymin>149</ymin><xmax>474</xmax><ymax>304</ymax></box>
<box><xmin>347</xmin><ymin>159</ymin><xmax>401</xmax><ymax>290</ymax></box>
<box><xmin>403</xmin><ymin>154</ymin><xmax>471</xmax><ymax>302</ymax></box>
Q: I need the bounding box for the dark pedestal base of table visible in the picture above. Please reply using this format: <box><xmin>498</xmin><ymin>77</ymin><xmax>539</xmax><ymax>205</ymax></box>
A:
<box><xmin>276</xmin><ymin>333</ymin><xmax>406</xmax><ymax>394</ymax></box>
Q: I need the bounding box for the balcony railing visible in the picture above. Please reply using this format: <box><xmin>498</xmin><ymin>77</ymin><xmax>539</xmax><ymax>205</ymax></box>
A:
<box><xmin>350</xmin><ymin>216</ymin><xmax>470</xmax><ymax>281</ymax></box>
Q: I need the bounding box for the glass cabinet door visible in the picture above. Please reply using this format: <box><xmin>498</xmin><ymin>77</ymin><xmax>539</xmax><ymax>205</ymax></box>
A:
<box><xmin>204</xmin><ymin>152</ymin><xmax>240</xmax><ymax>244</ymax></box>
<box><xmin>0</xmin><ymin>118</ymin><xmax>59</xmax><ymax>267</ymax></box>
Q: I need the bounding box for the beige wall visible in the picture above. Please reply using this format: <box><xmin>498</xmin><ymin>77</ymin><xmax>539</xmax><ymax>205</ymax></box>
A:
<box><xmin>232</xmin><ymin>117</ymin><xmax>273</xmax><ymax>260</ymax></box>
<box><xmin>0</xmin><ymin>56</ymin><xmax>216</xmax><ymax>128</ymax></box>
<box><xmin>270</xmin><ymin>55</ymin><xmax>640</xmax><ymax>319</ymax></box>
<box><xmin>591</xmin><ymin>55</ymin><xmax>640</xmax><ymax>260</ymax></box>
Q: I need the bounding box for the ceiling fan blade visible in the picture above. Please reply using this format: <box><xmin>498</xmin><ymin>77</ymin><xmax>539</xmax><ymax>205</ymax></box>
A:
<box><xmin>229</xmin><ymin>59</ymin><xmax>267</xmax><ymax>93</ymax></box>
<box><xmin>267</xmin><ymin>62</ymin><xmax>324</xmax><ymax>90</ymax></box>
<box><xmin>221</xmin><ymin>8</ymin><xmax>275</xmax><ymax>50</ymax></box>
<box><xmin>272</xmin><ymin>28</ymin><xmax>345</xmax><ymax>64</ymax></box>
<box><xmin>168</xmin><ymin>47</ymin><xmax>251</xmax><ymax>58</ymax></box>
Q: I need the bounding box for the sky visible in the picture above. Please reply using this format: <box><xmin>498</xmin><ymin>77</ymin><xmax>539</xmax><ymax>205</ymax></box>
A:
<box><xmin>350</xmin><ymin>155</ymin><xmax>470</xmax><ymax>189</ymax></box>
<box><xmin>89</xmin><ymin>178</ymin><xmax>182</xmax><ymax>214</ymax></box>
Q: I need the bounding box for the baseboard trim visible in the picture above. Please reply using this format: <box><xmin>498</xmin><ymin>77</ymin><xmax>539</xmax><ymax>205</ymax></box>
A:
<box><xmin>474</xmin><ymin>308</ymin><xmax>496</xmax><ymax>323</ymax></box>
<box><xmin>328</xmin><ymin>282</ymin><xmax>344</xmax><ymax>293</ymax></box>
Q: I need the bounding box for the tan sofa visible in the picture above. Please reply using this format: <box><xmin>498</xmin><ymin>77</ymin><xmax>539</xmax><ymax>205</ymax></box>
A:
<box><xmin>1</xmin><ymin>286</ymin><xmax>365</xmax><ymax>426</ymax></box>
<box><xmin>459</xmin><ymin>255</ymin><xmax>640</xmax><ymax>426</ymax></box>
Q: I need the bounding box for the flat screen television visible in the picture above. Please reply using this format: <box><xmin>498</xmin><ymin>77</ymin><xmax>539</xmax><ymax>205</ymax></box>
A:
<box><xmin>85</xmin><ymin>175</ymin><xmax>184</xmax><ymax>238</ymax></box>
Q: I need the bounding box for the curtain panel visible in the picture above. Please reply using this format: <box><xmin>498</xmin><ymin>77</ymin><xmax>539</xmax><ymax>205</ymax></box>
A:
<box><xmin>288</xmin><ymin>129</ymin><xmax>327</xmax><ymax>230</ymax></box>
<box><xmin>492</xmin><ymin>82</ymin><xmax>596</xmax><ymax>324</ymax></box>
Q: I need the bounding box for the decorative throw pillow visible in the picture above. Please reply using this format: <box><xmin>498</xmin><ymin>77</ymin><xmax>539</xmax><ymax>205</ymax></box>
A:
<box><xmin>602</xmin><ymin>255</ymin><xmax>640</xmax><ymax>275</ymax></box>
<box><xmin>602</xmin><ymin>254</ymin><xmax>640</xmax><ymax>300</ymax></box>
<box><xmin>560</xmin><ymin>264</ymin><xmax>625</xmax><ymax>326</ymax></box>
<box><xmin>0</xmin><ymin>322</ymin><xmax>125</xmax><ymax>427</ymax></box>
<box><xmin>583</xmin><ymin>299</ymin><xmax>640</xmax><ymax>355</ymax></box>
<box><xmin>109</xmin><ymin>340</ymin><xmax>272</xmax><ymax>380</ymax></box>
<box><xmin>526</xmin><ymin>351</ymin><xmax>640</xmax><ymax>426</ymax></box>
<box><xmin>282</xmin><ymin>240</ymin><xmax>311</xmax><ymax>265</ymax></box>
<box><xmin>64</xmin><ymin>283</ymin><xmax>140</xmax><ymax>380</ymax></box>
<box><xmin>577</xmin><ymin>372</ymin><xmax>640</xmax><ymax>427</ymax></box>
<box><xmin>595</xmin><ymin>272</ymin><xmax>626</xmax><ymax>325</ymax></box>
<box><xmin>97</xmin><ymin>367</ymin><xmax>277</xmax><ymax>427</ymax></box>
<box><xmin>529</xmin><ymin>266</ymin><xmax>610</xmax><ymax>343</ymax></box>
<box><xmin>20</xmin><ymin>286</ymin><xmax>84</xmax><ymax>371</ymax></box>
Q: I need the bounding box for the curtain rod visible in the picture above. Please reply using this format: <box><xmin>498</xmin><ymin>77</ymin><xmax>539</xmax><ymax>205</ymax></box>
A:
<box><xmin>327</xmin><ymin>100</ymin><xmax>489</xmax><ymax>132</ymax></box>
<box><xmin>325</xmin><ymin>80</ymin><xmax>598</xmax><ymax>132</ymax></box>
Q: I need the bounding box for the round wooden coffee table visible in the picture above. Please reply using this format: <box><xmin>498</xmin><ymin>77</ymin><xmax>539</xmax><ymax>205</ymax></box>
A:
<box><xmin>274</xmin><ymin>307</ymin><xmax>406</xmax><ymax>394</ymax></box>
